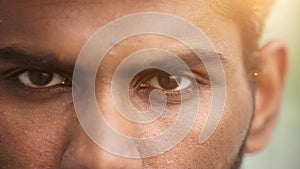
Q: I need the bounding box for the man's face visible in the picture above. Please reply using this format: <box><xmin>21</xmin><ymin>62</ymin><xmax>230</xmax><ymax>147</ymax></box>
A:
<box><xmin>0</xmin><ymin>0</ymin><xmax>284</xmax><ymax>169</ymax></box>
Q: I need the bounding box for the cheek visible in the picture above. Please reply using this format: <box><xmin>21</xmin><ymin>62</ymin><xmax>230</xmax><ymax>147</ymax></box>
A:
<box><xmin>202</xmin><ymin>62</ymin><xmax>253</xmax><ymax>167</ymax></box>
<box><xmin>141</xmin><ymin>73</ymin><xmax>253</xmax><ymax>168</ymax></box>
<box><xmin>151</xmin><ymin>90</ymin><xmax>250</xmax><ymax>169</ymax></box>
<box><xmin>0</xmin><ymin>92</ymin><xmax>73</xmax><ymax>168</ymax></box>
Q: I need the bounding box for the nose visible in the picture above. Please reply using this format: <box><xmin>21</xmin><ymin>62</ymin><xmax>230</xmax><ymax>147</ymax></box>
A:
<box><xmin>60</xmin><ymin>124</ymin><xmax>143</xmax><ymax>169</ymax></box>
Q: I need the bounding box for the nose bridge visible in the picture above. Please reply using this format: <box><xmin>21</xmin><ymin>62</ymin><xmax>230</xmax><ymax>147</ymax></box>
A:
<box><xmin>60</xmin><ymin>123</ymin><xmax>143</xmax><ymax>169</ymax></box>
<box><xmin>61</xmin><ymin>60</ymin><xmax>144</xmax><ymax>168</ymax></box>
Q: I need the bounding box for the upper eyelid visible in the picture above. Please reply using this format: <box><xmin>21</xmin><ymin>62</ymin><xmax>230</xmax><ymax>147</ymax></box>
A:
<box><xmin>133</xmin><ymin>69</ymin><xmax>201</xmax><ymax>87</ymax></box>
<box><xmin>2</xmin><ymin>68</ymin><xmax>25</xmax><ymax>78</ymax></box>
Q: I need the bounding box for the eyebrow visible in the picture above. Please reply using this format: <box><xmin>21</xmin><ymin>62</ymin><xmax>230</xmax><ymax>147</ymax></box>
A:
<box><xmin>0</xmin><ymin>46</ymin><xmax>228</xmax><ymax>78</ymax></box>
<box><xmin>122</xmin><ymin>47</ymin><xmax>229</xmax><ymax>71</ymax></box>
<box><xmin>156</xmin><ymin>49</ymin><xmax>228</xmax><ymax>69</ymax></box>
<box><xmin>0</xmin><ymin>46</ymin><xmax>74</xmax><ymax>74</ymax></box>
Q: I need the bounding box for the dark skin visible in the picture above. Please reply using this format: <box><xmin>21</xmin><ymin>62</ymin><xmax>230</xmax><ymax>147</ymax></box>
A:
<box><xmin>0</xmin><ymin>0</ymin><xmax>288</xmax><ymax>169</ymax></box>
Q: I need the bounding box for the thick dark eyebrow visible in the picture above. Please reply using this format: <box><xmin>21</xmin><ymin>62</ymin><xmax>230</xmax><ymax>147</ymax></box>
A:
<box><xmin>0</xmin><ymin>46</ymin><xmax>229</xmax><ymax>80</ymax></box>
<box><xmin>132</xmin><ymin>48</ymin><xmax>229</xmax><ymax>71</ymax></box>
<box><xmin>0</xmin><ymin>46</ymin><xmax>74</xmax><ymax>74</ymax></box>
<box><xmin>158</xmin><ymin>49</ymin><xmax>229</xmax><ymax>69</ymax></box>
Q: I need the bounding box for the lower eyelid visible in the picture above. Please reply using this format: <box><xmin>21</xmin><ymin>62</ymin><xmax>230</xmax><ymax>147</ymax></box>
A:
<box><xmin>0</xmin><ymin>76</ymin><xmax>72</xmax><ymax>101</ymax></box>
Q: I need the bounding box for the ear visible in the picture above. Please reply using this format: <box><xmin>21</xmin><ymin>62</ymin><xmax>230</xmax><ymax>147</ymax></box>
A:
<box><xmin>245</xmin><ymin>40</ymin><xmax>288</xmax><ymax>153</ymax></box>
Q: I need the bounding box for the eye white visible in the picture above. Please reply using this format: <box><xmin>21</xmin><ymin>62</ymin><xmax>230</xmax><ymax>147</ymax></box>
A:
<box><xmin>17</xmin><ymin>71</ymin><xmax>65</xmax><ymax>88</ymax></box>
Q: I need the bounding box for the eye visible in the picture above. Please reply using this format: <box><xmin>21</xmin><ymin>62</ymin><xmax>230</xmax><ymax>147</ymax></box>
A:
<box><xmin>146</xmin><ymin>71</ymin><xmax>193</xmax><ymax>91</ymax></box>
<box><xmin>130</xmin><ymin>69</ymin><xmax>198</xmax><ymax>105</ymax></box>
<box><xmin>131</xmin><ymin>69</ymin><xmax>196</xmax><ymax>93</ymax></box>
<box><xmin>17</xmin><ymin>70</ymin><xmax>66</xmax><ymax>88</ymax></box>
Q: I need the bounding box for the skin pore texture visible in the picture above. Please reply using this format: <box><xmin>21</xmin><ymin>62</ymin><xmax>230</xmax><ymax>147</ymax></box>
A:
<box><xmin>0</xmin><ymin>0</ymin><xmax>287</xmax><ymax>169</ymax></box>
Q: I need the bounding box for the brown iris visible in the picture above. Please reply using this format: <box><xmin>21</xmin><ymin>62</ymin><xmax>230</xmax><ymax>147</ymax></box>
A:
<box><xmin>157</xmin><ymin>72</ymin><xmax>180</xmax><ymax>90</ymax></box>
<box><xmin>27</xmin><ymin>70</ymin><xmax>53</xmax><ymax>86</ymax></box>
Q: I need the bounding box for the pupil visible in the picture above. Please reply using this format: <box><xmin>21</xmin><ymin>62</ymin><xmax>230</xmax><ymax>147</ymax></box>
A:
<box><xmin>28</xmin><ymin>71</ymin><xmax>53</xmax><ymax>86</ymax></box>
<box><xmin>158</xmin><ymin>73</ymin><xmax>179</xmax><ymax>90</ymax></box>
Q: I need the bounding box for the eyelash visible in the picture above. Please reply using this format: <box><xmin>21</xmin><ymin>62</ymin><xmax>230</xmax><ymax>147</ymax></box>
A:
<box><xmin>1</xmin><ymin>68</ymin><xmax>72</xmax><ymax>100</ymax></box>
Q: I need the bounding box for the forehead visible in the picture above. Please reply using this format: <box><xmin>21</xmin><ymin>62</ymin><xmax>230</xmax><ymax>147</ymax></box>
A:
<box><xmin>0</xmin><ymin>0</ymin><xmax>242</xmax><ymax>65</ymax></box>
<box><xmin>0</xmin><ymin>0</ymin><xmax>228</xmax><ymax>31</ymax></box>
<box><xmin>0</xmin><ymin>0</ymin><xmax>215</xmax><ymax>20</ymax></box>
<box><xmin>0</xmin><ymin>2</ymin><xmax>205</xmax><ymax>45</ymax></box>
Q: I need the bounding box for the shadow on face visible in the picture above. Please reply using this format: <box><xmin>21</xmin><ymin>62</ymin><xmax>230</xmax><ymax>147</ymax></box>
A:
<box><xmin>0</xmin><ymin>0</ymin><xmax>287</xmax><ymax>169</ymax></box>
